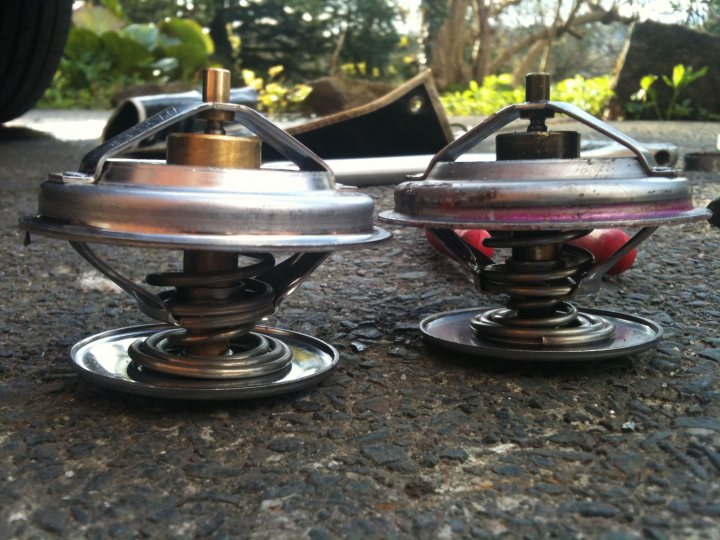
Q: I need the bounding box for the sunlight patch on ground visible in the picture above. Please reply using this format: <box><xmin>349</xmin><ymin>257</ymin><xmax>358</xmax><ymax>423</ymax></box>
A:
<box><xmin>79</xmin><ymin>271</ymin><xmax>122</xmax><ymax>293</ymax></box>
<box><xmin>6</xmin><ymin>109</ymin><xmax>109</xmax><ymax>141</ymax></box>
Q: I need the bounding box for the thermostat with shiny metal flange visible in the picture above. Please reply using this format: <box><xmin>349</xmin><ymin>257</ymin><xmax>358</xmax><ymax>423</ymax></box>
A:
<box><xmin>22</xmin><ymin>68</ymin><xmax>390</xmax><ymax>399</ymax></box>
<box><xmin>380</xmin><ymin>72</ymin><xmax>709</xmax><ymax>362</ymax></box>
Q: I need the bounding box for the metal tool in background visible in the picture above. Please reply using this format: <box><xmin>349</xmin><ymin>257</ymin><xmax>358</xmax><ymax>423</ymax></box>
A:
<box><xmin>683</xmin><ymin>132</ymin><xmax>720</xmax><ymax>172</ymax></box>
<box><xmin>106</xmin><ymin>70</ymin><xmax>454</xmax><ymax>166</ymax></box>
<box><xmin>102</xmin><ymin>86</ymin><xmax>259</xmax><ymax>147</ymax></box>
<box><xmin>103</xmin><ymin>73</ymin><xmax>678</xmax><ymax>188</ymax></box>
<box><xmin>684</xmin><ymin>151</ymin><xmax>720</xmax><ymax>172</ymax></box>
<box><xmin>288</xmin><ymin>141</ymin><xmax>678</xmax><ymax>187</ymax></box>
<box><xmin>380</xmin><ymin>73</ymin><xmax>710</xmax><ymax>362</ymax></box>
<box><xmin>21</xmin><ymin>68</ymin><xmax>390</xmax><ymax>399</ymax></box>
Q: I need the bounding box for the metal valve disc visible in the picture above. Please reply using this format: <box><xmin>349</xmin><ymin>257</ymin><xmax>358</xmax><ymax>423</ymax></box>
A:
<box><xmin>70</xmin><ymin>324</ymin><xmax>339</xmax><ymax>400</ymax></box>
<box><xmin>380</xmin><ymin>73</ymin><xmax>710</xmax><ymax>362</ymax></box>
<box><xmin>21</xmin><ymin>68</ymin><xmax>389</xmax><ymax>399</ymax></box>
<box><xmin>420</xmin><ymin>307</ymin><xmax>663</xmax><ymax>362</ymax></box>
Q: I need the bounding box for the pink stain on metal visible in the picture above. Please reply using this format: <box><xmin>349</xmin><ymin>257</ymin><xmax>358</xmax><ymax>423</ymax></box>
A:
<box><xmin>452</xmin><ymin>201</ymin><xmax>696</xmax><ymax>223</ymax></box>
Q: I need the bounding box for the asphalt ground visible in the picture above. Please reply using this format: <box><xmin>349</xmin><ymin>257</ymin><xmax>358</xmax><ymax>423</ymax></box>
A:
<box><xmin>1</xmin><ymin>111</ymin><xmax>719</xmax><ymax>539</ymax></box>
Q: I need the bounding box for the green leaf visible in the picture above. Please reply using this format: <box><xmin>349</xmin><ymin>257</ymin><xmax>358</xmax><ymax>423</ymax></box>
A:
<box><xmin>685</xmin><ymin>65</ymin><xmax>708</xmax><ymax>85</ymax></box>
<box><xmin>625</xmin><ymin>102</ymin><xmax>643</xmax><ymax>115</ymax></box>
<box><xmin>496</xmin><ymin>73</ymin><xmax>513</xmax><ymax>86</ymax></box>
<box><xmin>101</xmin><ymin>32</ymin><xmax>153</xmax><ymax>71</ymax></box>
<box><xmin>672</xmin><ymin>99</ymin><xmax>693</xmax><ymax>118</ymax></box>
<box><xmin>64</xmin><ymin>27</ymin><xmax>102</xmax><ymax>60</ymax></box>
<box><xmin>72</xmin><ymin>4</ymin><xmax>124</xmax><ymax>35</ymax></box>
<box><xmin>640</xmin><ymin>74</ymin><xmax>658</xmax><ymax>91</ymax></box>
<box><xmin>150</xmin><ymin>57</ymin><xmax>179</xmax><ymax>74</ymax></box>
<box><xmin>159</xmin><ymin>19</ymin><xmax>214</xmax><ymax>56</ymax></box>
<box><xmin>121</xmin><ymin>24</ymin><xmax>159</xmax><ymax>51</ymax></box>
<box><xmin>268</xmin><ymin>65</ymin><xmax>284</xmax><ymax>79</ymax></box>
<box><xmin>100</xmin><ymin>0</ymin><xmax>124</xmax><ymax>19</ymax></box>
<box><xmin>672</xmin><ymin>64</ymin><xmax>685</xmax><ymax>88</ymax></box>
<box><xmin>158</xmin><ymin>18</ymin><xmax>214</xmax><ymax>78</ymax></box>
<box><xmin>440</xmin><ymin>74</ymin><xmax>613</xmax><ymax>117</ymax></box>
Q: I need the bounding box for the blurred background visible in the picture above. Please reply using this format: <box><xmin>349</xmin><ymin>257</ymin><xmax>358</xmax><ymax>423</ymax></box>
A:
<box><xmin>16</xmin><ymin>0</ymin><xmax>720</xmax><ymax>121</ymax></box>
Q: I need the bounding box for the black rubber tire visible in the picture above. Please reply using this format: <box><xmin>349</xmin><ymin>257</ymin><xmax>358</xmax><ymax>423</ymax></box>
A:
<box><xmin>0</xmin><ymin>0</ymin><xmax>73</xmax><ymax>123</ymax></box>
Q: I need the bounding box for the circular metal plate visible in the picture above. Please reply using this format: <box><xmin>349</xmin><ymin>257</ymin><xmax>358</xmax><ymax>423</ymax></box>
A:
<box><xmin>378</xmin><ymin>207</ymin><xmax>711</xmax><ymax>231</ymax></box>
<box><xmin>23</xmin><ymin>158</ymin><xmax>391</xmax><ymax>251</ymax></box>
<box><xmin>70</xmin><ymin>324</ymin><xmax>339</xmax><ymax>399</ymax></box>
<box><xmin>420</xmin><ymin>307</ymin><xmax>663</xmax><ymax>361</ymax></box>
<box><xmin>20</xmin><ymin>216</ymin><xmax>391</xmax><ymax>252</ymax></box>
<box><xmin>380</xmin><ymin>157</ymin><xmax>711</xmax><ymax>230</ymax></box>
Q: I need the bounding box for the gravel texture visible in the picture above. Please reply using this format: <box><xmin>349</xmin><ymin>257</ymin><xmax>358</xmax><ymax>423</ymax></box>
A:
<box><xmin>1</xmin><ymin>115</ymin><xmax>719</xmax><ymax>539</ymax></box>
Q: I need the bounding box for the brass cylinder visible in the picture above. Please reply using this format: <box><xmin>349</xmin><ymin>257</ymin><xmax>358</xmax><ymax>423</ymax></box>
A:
<box><xmin>496</xmin><ymin>131</ymin><xmax>580</xmax><ymax>161</ymax></box>
<box><xmin>525</xmin><ymin>72</ymin><xmax>550</xmax><ymax>102</ymax></box>
<box><xmin>166</xmin><ymin>129</ymin><xmax>258</xmax><ymax>356</ymax></box>
<box><xmin>166</xmin><ymin>133</ymin><xmax>261</xmax><ymax>169</ymax></box>
<box><xmin>203</xmin><ymin>68</ymin><xmax>231</xmax><ymax>103</ymax></box>
<box><xmin>201</xmin><ymin>68</ymin><xmax>234</xmax><ymax>125</ymax></box>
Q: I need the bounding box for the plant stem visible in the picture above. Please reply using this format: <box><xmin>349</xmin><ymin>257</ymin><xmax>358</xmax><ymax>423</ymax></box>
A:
<box><xmin>666</xmin><ymin>88</ymin><xmax>680</xmax><ymax>121</ymax></box>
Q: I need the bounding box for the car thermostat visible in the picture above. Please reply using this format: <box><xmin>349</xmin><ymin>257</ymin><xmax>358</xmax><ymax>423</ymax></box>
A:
<box><xmin>21</xmin><ymin>68</ymin><xmax>390</xmax><ymax>399</ymax></box>
<box><xmin>380</xmin><ymin>73</ymin><xmax>709</xmax><ymax>362</ymax></box>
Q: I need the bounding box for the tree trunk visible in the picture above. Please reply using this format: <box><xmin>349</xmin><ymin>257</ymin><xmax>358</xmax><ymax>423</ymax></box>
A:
<box><xmin>428</xmin><ymin>0</ymin><xmax>473</xmax><ymax>90</ymax></box>
<box><xmin>471</xmin><ymin>0</ymin><xmax>493</xmax><ymax>82</ymax></box>
<box><xmin>489</xmin><ymin>7</ymin><xmax>633</xmax><ymax>74</ymax></box>
<box><xmin>422</xmin><ymin>0</ymin><xmax>634</xmax><ymax>91</ymax></box>
<box><xmin>538</xmin><ymin>40</ymin><xmax>552</xmax><ymax>72</ymax></box>
<box><xmin>329</xmin><ymin>29</ymin><xmax>347</xmax><ymax>76</ymax></box>
<box><xmin>512</xmin><ymin>40</ymin><xmax>546</xmax><ymax>84</ymax></box>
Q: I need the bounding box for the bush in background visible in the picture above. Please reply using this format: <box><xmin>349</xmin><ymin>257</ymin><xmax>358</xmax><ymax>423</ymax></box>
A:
<box><xmin>242</xmin><ymin>66</ymin><xmax>312</xmax><ymax>118</ymax></box>
<box><xmin>626</xmin><ymin>64</ymin><xmax>716</xmax><ymax>120</ymax></box>
<box><xmin>40</xmin><ymin>3</ymin><xmax>212</xmax><ymax>109</ymax></box>
<box><xmin>441</xmin><ymin>74</ymin><xmax>614</xmax><ymax>117</ymax></box>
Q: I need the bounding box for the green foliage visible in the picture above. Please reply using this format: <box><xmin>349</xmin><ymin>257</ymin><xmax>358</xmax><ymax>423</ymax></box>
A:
<box><xmin>215</xmin><ymin>1</ymin><xmax>334</xmax><ymax>81</ymax></box>
<box><xmin>41</xmin><ymin>0</ymin><xmax>413</xmax><ymax>110</ymax></box>
<box><xmin>627</xmin><ymin>74</ymin><xmax>660</xmax><ymax>119</ymax></box>
<box><xmin>419</xmin><ymin>0</ymin><xmax>449</xmax><ymax>40</ymax></box>
<box><xmin>440</xmin><ymin>74</ymin><xmax>613</xmax><ymax>117</ymax></box>
<box><xmin>156</xmin><ymin>18</ymin><xmax>214</xmax><ymax>80</ymax></box>
<box><xmin>628</xmin><ymin>64</ymin><xmax>708</xmax><ymax>120</ymax></box>
<box><xmin>339</xmin><ymin>34</ymin><xmax>420</xmax><ymax>82</ymax></box>
<box><xmin>551</xmin><ymin>75</ymin><xmax>613</xmax><ymax>117</ymax></box>
<box><xmin>40</xmin><ymin>3</ymin><xmax>213</xmax><ymax>109</ymax></box>
<box><xmin>99</xmin><ymin>0</ymin><xmax>125</xmax><ymax>19</ymax></box>
<box><xmin>336</xmin><ymin>0</ymin><xmax>401</xmax><ymax>78</ymax></box>
<box><xmin>242</xmin><ymin>66</ymin><xmax>313</xmax><ymax>118</ymax></box>
<box><xmin>440</xmin><ymin>74</ymin><xmax>525</xmax><ymax>116</ymax></box>
<box><xmin>72</xmin><ymin>2</ymin><xmax>124</xmax><ymax>34</ymax></box>
<box><xmin>120</xmin><ymin>0</ymin><xmax>406</xmax><ymax>83</ymax></box>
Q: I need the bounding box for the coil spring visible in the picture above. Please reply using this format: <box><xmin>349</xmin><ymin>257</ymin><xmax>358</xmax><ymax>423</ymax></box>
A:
<box><xmin>470</xmin><ymin>230</ymin><xmax>615</xmax><ymax>347</ymax></box>
<box><xmin>128</xmin><ymin>253</ymin><xmax>292</xmax><ymax>379</ymax></box>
